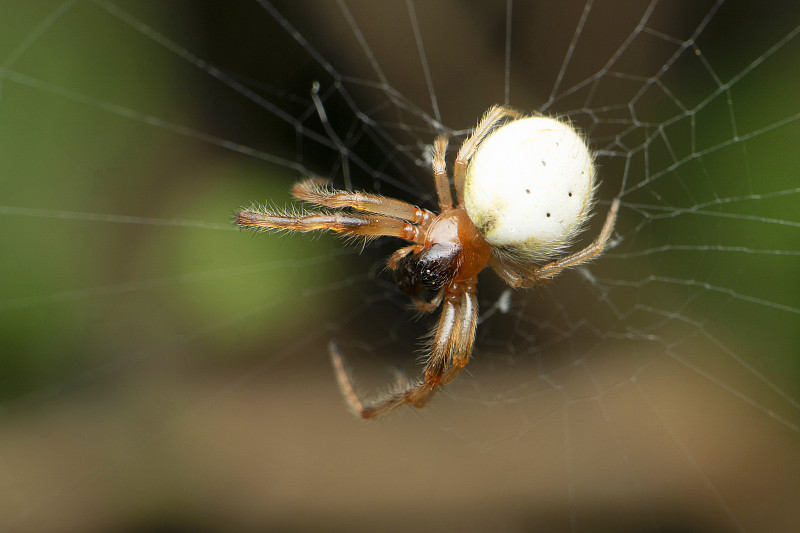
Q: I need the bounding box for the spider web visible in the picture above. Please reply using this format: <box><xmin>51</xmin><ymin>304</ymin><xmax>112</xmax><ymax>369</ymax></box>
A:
<box><xmin>1</xmin><ymin>1</ymin><xmax>799</xmax><ymax>531</ymax></box>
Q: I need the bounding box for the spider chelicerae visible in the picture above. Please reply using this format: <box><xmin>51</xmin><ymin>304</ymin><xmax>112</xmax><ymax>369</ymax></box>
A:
<box><xmin>235</xmin><ymin>105</ymin><xmax>619</xmax><ymax>419</ymax></box>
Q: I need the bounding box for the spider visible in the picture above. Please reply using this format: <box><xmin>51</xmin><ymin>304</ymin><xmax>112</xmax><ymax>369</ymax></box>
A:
<box><xmin>235</xmin><ymin>105</ymin><xmax>619</xmax><ymax>419</ymax></box>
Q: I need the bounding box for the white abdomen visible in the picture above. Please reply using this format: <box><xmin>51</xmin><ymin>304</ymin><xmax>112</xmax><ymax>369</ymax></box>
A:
<box><xmin>464</xmin><ymin>115</ymin><xmax>596</xmax><ymax>262</ymax></box>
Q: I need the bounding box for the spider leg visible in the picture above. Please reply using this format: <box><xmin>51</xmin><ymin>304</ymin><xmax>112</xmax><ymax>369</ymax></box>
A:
<box><xmin>386</xmin><ymin>245</ymin><xmax>418</xmax><ymax>269</ymax></box>
<box><xmin>410</xmin><ymin>289</ymin><xmax>444</xmax><ymax>314</ymax></box>
<box><xmin>453</xmin><ymin>105</ymin><xmax>522</xmax><ymax>204</ymax></box>
<box><xmin>329</xmin><ymin>281</ymin><xmax>478</xmax><ymax>419</ymax></box>
<box><xmin>432</xmin><ymin>135</ymin><xmax>453</xmax><ymax>210</ymax></box>
<box><xmin>489</xmin><ymin>257</ymin><xmax>545</xmax><ymax>289</ymax></box>
<box><xmin>412</xmin><ymin>280</ymin><xmax>478</xmax><ymax>409</ymax></box>
<box><xmin>438</xmin><ymin>281</ymin><xmax>478</xmax><ymax>386</ymax></box>
<box><xmin>329</xmin><ymin>340</ymin><xmax>439</xmax><ymax>419</ymax></box>
<box><xmin>292</xmin><ymin>178</ymin><xmax>434</xmax><ymax>227</ymax></box>
<box><xmin>491</xmin><ymin>198</ymin><xmax>620</xmax><ymax>287</ymax></box>
<box><xmin>235</xmin><ymin>209</ymin><xmax>424</xmax><ymax>243</ymax></box>
<box><xmin>528</xmin><ymin>198</ymin><xmax>620</xmax><ymax>280</ymax></box>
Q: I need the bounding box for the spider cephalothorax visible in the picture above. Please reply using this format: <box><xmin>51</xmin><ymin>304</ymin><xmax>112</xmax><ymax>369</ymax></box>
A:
<box><xmin>235</xmin><ymin>105</ymin><xmax>619</xmax><ymax>418</ymax></box>
<box><xmin>392</xmin><ymin>207</ymin><xmax>490</xmax><ymax>300</ymax></box>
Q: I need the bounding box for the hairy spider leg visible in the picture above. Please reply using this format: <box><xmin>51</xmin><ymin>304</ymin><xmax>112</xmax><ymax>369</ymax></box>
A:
<box><xmin>432</xmin><ymin>135</ymin><xmax>453</xmax><ymax>210</ymax></box>
<box><xmin>329</xmin><ymin>280</ymin><xmax>478</xmax><ymax>418</ymax></box>
<box><xmin>490</xmin><ymin>198</ymin><xmax>620</xmax><ymax>287</ymax></box>
<box><xmin>410</xmin><ymin>280</ymin><xmax>479</xmax><ymax>409</ymax></box>
<box><xmin>437</xmin><ymin>280</ymin><xmax>478</xmax><ymax>387</ymax></box>
<box><xmin>292</xmin><ymin>178</ymin><xmax>435</xmax><ymax>227</ymax></box>
<box><xmin>235</xmin><ymin>209</ymin><xmax>425</xmax><ymax>243</ymax></box>
<box><xmin>452</xmin><ymin>105</ymin><xmax>522</xmax><ymax>204</ymax></box>
<box><xmin>330</xmin><ymin>339</ymin><xmax>439</xmax><ymax>419</ymax></box>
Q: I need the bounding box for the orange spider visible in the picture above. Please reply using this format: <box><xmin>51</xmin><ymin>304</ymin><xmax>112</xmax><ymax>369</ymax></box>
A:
<box><xmin>235</xmin><ymin>105</ymin><xmax>619</xmax><ymax>418</ymax></box>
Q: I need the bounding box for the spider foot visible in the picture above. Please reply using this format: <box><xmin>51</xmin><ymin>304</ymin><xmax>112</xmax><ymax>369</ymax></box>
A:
<box><xmin>328</xmin><ymin>340</ymin><xmax>439</xmax><ymax>419</ymax></box>
<box><xmin>329</xmin><ymin>340</ymin><xmax>367</xmax><ymax>417</ymax></box>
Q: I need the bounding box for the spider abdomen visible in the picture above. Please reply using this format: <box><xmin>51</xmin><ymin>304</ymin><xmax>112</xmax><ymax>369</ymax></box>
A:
<box><xmin>464</xmin><ymin>116</ymin><xmax>596</xmax><ymax>262</ymax></box>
